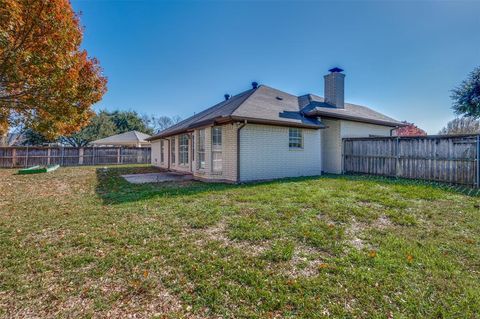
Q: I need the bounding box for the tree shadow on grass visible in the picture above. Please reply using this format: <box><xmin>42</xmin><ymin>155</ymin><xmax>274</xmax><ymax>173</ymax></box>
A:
<box><xmin>95</xmin><ymin>166</ymin><xmax>319</xmax><ymax>205</ymax></box>
<box><xmin>95</xmin><ymin>166</ymin><xmax>479</xmax><ymax>206</ymax></box>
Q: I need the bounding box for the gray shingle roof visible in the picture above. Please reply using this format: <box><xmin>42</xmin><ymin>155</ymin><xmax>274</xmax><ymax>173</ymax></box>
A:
<box><xmin>149</xmin><ymin>88</ymin><xmax>257</xmax><ymax>139</ymax></box>
<box><xmin>148</xmin><ymin>85</ymin><xmax>402</xmax><ymax>140</ymax></box>
<box><xmin>91</xmin><ymin>130</ymin><xmax>152</xmax><ymax>145</ymax></box>
<box><xmin>300</xmin><ymin>94</ymin><xmax>403</xmax><ymax>127</ymax></box>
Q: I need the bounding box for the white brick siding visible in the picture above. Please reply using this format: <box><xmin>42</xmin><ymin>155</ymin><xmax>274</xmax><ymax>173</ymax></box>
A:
<box><xmin>150</xmin><ymin>140</ymin><xmax>161</xmax><ymax>167</ymax></box>
<box><xmin>150</xmin><ymin>123</ymin><xmax>239</xmax><ymax>182</ymax></box>
<box><xmin>321</xmin><ymin>118</ymin><xmax>393</xmax><ymax>174</ymax></box>
<box><xmin>151</xmin><ymin>120</ymin><xmax>392</xmax><ymax>181</ymax></box>
<box><xmin>321</xmin><ymin>119</ymin><xmax>342</xmax><ymax>174</ymax></box>
<box><xmin>193</xmin><ymin>124</ymin><xmax>238</xmax><ymax>182</ymax></box>
<box><xmin>239</xmin><ymin>124</ymin><xmax>321</xmax><ymax>182</ymax></box>
<box><xmin>340</xmin><ymin>121</ymin><xmax>392</xmax><ymax>138</ymax></box>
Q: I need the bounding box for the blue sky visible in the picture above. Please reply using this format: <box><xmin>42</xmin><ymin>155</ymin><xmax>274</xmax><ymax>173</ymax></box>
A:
<box><xmin>72</xmin><ymin>0</ymin><xmax>480</xmax><ymax>134</ymax></box>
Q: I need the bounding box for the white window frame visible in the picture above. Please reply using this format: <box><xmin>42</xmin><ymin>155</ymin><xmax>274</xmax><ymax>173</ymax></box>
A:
<box><xmin>211</xmin><ymin>126</ymin><xmax>222</xmax><ymax>172</ymax></box>
<box><xmin>197</xmin><ymin>129</ymin><xmax>206</xmax><ymax>169</ymax></box>
<box><xmin>179</xmin><ymin>134</ymin><xmax>189</xmax><ymax>165</ymax></box>
<box><xmin>289</xmin><ymin>128</ymin><xmax>303</xmax><ymax>149</ymax></box>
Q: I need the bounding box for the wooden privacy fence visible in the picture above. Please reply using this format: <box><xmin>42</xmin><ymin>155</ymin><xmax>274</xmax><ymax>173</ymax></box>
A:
<box><xmin>0</xmin><ymin>146</ymin><xmax>151</xmax><ymax>168</ymax></box>
<box><xmin>343</xmin><ymin>135</ymin><xmax>480</xmax><ymax>188</ymax></box>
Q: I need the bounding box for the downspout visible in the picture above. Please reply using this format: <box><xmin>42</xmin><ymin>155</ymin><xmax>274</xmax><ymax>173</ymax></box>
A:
<box><xmin>390</xmin><ymin>126</ymin><xmax>399</xmax><ymax>137</ymax></box>
<box><xmin>236</xmin><ymin>120</ymin><xmax>247</xmax><ymax>183</ymax></box>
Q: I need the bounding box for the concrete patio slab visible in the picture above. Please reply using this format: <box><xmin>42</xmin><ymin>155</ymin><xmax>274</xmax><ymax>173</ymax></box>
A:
<box><xmin>122</xmin><ymin>172</ymin><xmax>193</xmax><ymax>184</ymax></box>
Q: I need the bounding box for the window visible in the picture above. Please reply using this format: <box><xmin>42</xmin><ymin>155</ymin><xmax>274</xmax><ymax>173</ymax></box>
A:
<box><xmin>179</xmin><ymin>134</ymin><xmax>189</xmax><ymax>165</ymax></box>
<box><xmin>197</xmin><ymin>129</ymin><xmax>205</xmax><ymax>169</ymax></box>
<box><xmin>211</xmin><ymin>126</ymin><xmax>222</xmax><ymax>172</ymax></box>
<box><xmin>171</xmin><ymin>137</ymin><xmax>176</xmax><ymax>164</ymax></box>
<box><xmin>160</xmin><ymin>140</ymin><xmax>164</xmax><ymax>163</ymax></box>
<box><xmin>289</xmin><ymin>128</ymin><xmax>303</xmax><ymax>148</ymax></box>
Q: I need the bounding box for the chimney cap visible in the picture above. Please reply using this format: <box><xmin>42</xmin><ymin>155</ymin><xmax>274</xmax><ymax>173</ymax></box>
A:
<box><xmin>224</xmin><ymin>94</ymin><xmax>230</xmax><ymax>100</ymax></box>
<box><xmin>328</xmin><ymin>67</ymin><xmax>344</xmax><ymax>73</ymax></box>
<box><xmin>251</xmin><ymin>81</ymin><xmax>258</xmax><ymax>89</ymax></box>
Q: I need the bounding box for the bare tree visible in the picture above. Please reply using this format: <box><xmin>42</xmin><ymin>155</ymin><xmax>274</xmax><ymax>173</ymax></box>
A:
<box><xmin>438</xmin><ymin>117</ymin><xmax>480</xmax><ymax>135</ymax></box>
<box><xmin>144</xmin><ymin>115</ymin><xmax>182</xmax><ymax>134</ymax></box>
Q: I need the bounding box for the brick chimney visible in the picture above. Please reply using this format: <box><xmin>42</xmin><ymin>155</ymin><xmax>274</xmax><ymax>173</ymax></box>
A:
<box><xmin>324</xmin><ymin>67</ymin><xmax>345</xmax><ymax>108</ymax></box>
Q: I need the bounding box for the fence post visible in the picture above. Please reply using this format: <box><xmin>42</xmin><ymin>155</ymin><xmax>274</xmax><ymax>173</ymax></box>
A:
<box><xmin>47</xmin><ymin>148</ymin><xmax>51</xmax><ymax>165</ymax></box>
<box><xmin>395</xmin><ymin>137</ymin><xmax>400</xmax><ymax>178</ymax></box>
<box><xmin>25</xmin><ymin>146</ymin><xmax>29</xmax><ymax>167</ymax></box>
<box><xmin>477</xmin><ymin>135</ymin><xmax>480</xmax><ymax>188</ymax></box>
<box><xmin>117</xmin><ymin>148</ymin><xmax>121</xmax><ymax>164</ymax></box>
<box><xmin>92</xmin><ymin>147</ymin><xmax>96</xmax><ymax>166</ymax></box>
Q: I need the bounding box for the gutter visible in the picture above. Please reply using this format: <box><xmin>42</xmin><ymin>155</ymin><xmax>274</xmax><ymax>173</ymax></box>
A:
<box><xmin>305</xmin><ymin>111</ymin><xmax>405</xmax><ymax>128</ymax></box>
<box><xmin>236</xmin><ymin>120</ymin><xmax>247</xmax><ymax>183</ymax></box>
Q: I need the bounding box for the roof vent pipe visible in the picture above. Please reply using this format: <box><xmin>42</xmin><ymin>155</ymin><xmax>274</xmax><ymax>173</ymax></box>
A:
<box><xmin>224</xmin><ymin>94</ymin><xmax>230</xmax><ymax>101</ymax></box>
<box><xmin>251</xmin><ymin>82</ymin><xmax>258</xmax><ymax>89</ymax></box>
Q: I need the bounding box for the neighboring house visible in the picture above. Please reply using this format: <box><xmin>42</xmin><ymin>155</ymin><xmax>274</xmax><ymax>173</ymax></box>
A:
<box><xmin>91</xmin><ymin>130</ymin><xmax>151</xmax><ymax>147</ymax></box>
<box><xmin>147</xmin><ymin>68</ymin><xmax>404</xmax><ymax>182</ymax></box>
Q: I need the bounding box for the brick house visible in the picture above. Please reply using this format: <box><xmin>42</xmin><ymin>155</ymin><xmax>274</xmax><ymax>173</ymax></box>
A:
<box><xmin>147</xmin><ymin>68</ymin><xmax>404</xmax><ymax>182</ymax></box>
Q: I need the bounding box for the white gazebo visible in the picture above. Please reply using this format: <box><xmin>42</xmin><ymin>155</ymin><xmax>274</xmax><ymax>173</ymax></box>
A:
<box><xmin>91</xmin><ymin>131</ymin><xmax>151</xmax><ymax>147</ymax></box>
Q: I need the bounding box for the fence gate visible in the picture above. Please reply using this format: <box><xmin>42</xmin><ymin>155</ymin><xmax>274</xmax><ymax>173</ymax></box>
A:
<box><xmin>342</xmin><ymin>135</ymin><xmax>480</xmax><ymax>188</ymax></box>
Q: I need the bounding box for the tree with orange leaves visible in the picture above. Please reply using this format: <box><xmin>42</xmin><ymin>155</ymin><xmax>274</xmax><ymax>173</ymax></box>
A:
<box><xmin>394</xmin><ymin>122</ymin><xmax>427</xmax><ymax>137</ymax></box>
<box><xmin>0</xmin><ymin>0</ymin><xmax>107</xmax><ymax>142</ymax></box>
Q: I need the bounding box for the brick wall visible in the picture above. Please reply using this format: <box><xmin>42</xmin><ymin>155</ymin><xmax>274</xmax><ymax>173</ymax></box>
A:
<box><xmin>321</xmin><ymin>119</ymin><xmax>342</xmax><ymax>174</ymax></box>
<box><xmin>321</xmin><ymin>118</ymin><xmax>393</xmax><ymax>174</ymax></box>
<box><xmin>340</xmin><ymin>121</ymin><xmax>392</xmax><ymax>138</ymax></box>
<box><xmin>151</xmin><ymin>123</ymin><xmax>239</xmax><ymax>182</ymax></box>
<box><xmin>239</xmin><ymin>124</ymin><xmax>322</xmax><ymax>182</ymax></box>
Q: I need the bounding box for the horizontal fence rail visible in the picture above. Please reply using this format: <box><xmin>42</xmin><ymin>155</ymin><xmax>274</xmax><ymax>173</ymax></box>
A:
<box><xmin>0</xmin><ymin>146</ymin><xmax>151</xmax><ymax>168</ymax></box>
<box><xmin>343</xmin><ymin>135</ymin><xmax>480</xmax><ymax>188</ymax></box>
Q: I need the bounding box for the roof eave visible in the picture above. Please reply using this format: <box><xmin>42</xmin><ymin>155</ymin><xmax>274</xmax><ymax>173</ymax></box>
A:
<box><xmin>146</xmin><ymin>115</ymin><xmax>326</xmax><ymax>141</ymax></box>
<box><xmin>228</xmin><ymin>116</ymin><xmax>325</xmax><ymax>129</ymax></box>
<box><xmin>305</xmin><ymin>110</ymin><xmax>405</xmax><ymax>127</ymax></box>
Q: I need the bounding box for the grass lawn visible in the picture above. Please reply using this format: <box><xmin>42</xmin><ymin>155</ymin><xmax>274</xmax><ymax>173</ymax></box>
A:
<box><xmin>1</xmin><ymin>165</ymin><xmax>479</xmax><ymax>318</ymax></box>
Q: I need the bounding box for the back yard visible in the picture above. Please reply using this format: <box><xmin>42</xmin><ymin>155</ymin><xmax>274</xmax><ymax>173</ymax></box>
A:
<box><xmin>1</xmin><ymin>165</ymin><xmax>479</xmax><ymax>318</ymax></box>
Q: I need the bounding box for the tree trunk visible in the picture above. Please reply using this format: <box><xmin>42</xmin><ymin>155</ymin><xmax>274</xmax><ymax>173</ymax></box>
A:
<box><xmin>0</xmin><ymin>133</ymin><xmax>7</xmax><ymax>147</ymax></box>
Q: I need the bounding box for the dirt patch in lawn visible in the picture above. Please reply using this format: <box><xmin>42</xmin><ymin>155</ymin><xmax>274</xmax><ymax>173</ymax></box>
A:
<box><xmin>194</xmin><ymin>221</ymin><xmax>269</xmax><ymax>256</ymax></box>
